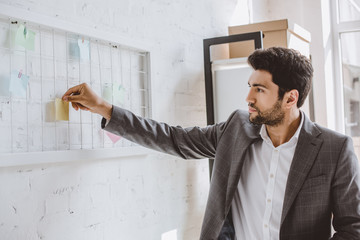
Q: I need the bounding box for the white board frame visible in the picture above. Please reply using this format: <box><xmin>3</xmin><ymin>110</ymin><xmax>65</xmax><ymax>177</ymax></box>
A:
<box><xmin>0</xmin><ymin>4</ymin><xmax>154</xmax><ymax>167</ymax></box>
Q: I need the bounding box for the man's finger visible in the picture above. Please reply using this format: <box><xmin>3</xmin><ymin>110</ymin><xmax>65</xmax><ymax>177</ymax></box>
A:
<box><xmin>65</xmin><ymin>94</ymin><xmax>82</xmax><ymax>103</ymax></box>
<box><xmin>71</xmin><ymin>101</ymin><xmax>89</xmax><ymax>111</ymax></box>
<box><xmin>72</xmin><ymin>102</ymin><xmax>79</xmax><ymax>111</ymax></box>
<box><xmin>78</xmin><ymin>105</ymin><xmax>89</xmax><ymax>111</ymax></box>
<box><xmin>62</xmin><ymin>85</ymin><xmax>82</xmax><ymax>99</ymax></box>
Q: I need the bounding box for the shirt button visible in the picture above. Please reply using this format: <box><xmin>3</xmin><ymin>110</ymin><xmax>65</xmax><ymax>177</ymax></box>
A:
<box><xmin>264</xmin><ymin>224</ymin><xmax>268</xmax><ymax>228</ymax></box>
<box><xmin>270</xmin><ymin>174</ymin><xmax>274</xmax><ymax>178</ymax></box>
<box><xmin>267</xmin><ymin>199</ymin><xmax>271</xmax><ymax>203</ymax></box>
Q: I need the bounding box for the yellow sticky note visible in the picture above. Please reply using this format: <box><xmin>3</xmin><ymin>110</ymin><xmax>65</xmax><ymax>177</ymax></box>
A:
<box><xmin>55</xmin><ymin>98</ymin><xmax>69</xmax><ymax>121</ymax></box>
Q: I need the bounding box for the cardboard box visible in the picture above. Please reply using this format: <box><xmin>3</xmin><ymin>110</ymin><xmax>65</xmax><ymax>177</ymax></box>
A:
<box><xmin>228</xmin><ymin>19</ymin><xmax>311</xmax><ymax>58</ymax></box>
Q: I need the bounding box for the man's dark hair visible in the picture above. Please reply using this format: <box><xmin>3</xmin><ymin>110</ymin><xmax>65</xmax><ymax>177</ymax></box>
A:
<box><xmin>247</xmin><ymin>47</ymin><xmax>313</xmax><ymax>108</ymax></box>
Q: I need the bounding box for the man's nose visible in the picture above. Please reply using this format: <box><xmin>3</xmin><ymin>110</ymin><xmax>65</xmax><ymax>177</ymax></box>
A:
<box><xmin>246</xmin><ymin>89</ymin><xmax>254</xmax><ymax>104</ymax></box>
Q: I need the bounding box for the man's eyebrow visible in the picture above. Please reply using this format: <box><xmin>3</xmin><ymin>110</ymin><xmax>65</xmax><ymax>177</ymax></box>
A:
<box><xmin>248</xmin><ymin>82</ymin><xmax>268</xmax><ymax>89</ymax></box>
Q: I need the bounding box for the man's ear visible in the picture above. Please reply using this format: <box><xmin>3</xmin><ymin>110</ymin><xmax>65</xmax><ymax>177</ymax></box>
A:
<box><xmin>285</xmin><ymin>90</ymin><xmax>299</xmax><ymax>107</ymax></box>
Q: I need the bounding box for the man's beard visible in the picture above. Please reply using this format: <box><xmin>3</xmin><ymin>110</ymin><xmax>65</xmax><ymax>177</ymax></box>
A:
<box><xmin>249</xmin><ymin>100</ymin><xmax>285</xmax><ymax>126</ymax></box>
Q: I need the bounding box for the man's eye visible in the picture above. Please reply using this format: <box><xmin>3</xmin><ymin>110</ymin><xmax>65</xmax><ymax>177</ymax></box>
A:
<box><xmin>256</xmin><ymin>88</ymin><xmax>264</xmax><ymax>93</ymax></box>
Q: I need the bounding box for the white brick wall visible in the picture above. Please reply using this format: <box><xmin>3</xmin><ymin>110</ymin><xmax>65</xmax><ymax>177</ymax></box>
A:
<box><xmin>0</xmin><ymin>0</ymin><xmax>238</xmax><ymax>239</ymax></box>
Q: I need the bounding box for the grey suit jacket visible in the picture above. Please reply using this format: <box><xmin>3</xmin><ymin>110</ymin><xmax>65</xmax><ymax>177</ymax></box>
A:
<box><xmin>102</xmin><ymin>106</ymin><xmax>360</xmax><ymax>240</ymax></box>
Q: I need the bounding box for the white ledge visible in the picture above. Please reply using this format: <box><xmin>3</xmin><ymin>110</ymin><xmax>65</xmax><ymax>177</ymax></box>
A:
<box><xmin>0</xmin><ymin>147</ymin><xmax>154</xmax><ymax>168</ymax></box>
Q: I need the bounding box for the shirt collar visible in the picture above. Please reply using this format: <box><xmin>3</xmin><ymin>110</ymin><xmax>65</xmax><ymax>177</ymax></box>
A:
<box><xmin>259</xmin><ymin>111</ymin><xmax>304</xmax><ymax>147</ymax></box>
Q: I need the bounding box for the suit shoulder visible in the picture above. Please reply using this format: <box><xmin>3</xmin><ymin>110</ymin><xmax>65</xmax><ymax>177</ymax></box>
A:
<box><xmin>227</xmin><ymin>109</ymin><xmax>249</xmax><ymax>122</ymax></box>
<box><xmin>314</xmin><ymin>123</ymin><xmax>350</xmax><ymax>142</ymax></box>
<box><xmin>218</xmin><ymin>109</ymin><xmax>252</xmax><ymax>131</ymax></box>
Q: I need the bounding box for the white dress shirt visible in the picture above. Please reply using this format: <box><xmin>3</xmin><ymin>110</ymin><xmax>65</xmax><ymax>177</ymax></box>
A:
<box><xmin>232</xmin><ymin>112</ymin><xmax>304</xmax><ymax>240</ymax></box>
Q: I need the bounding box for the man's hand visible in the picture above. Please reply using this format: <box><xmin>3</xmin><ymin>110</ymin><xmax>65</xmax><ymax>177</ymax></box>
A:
<box><xmin>62</xmin><ymin>83</ymin><xmax>113</xmax><ymax>120</ymax></box>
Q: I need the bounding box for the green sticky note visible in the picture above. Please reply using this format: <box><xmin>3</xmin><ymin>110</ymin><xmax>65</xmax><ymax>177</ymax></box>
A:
<box><xmin>102</xmin><ymin>83</ymin><xmax>113</xmax><ymax>103</ymax></box>
<box><xmin>102</xmin><ymin>83</ymin><xmax>126</xmax><ymax>106</ymax></box>
<box><xmin>15</xmin><ymin>24</ymin><xmax>35</xmax><ymax>51</ymax></box>
<box><xmin>113</xmin><ymin>84</ymin><xmax>126</xmax><ymax>106</ymax></box>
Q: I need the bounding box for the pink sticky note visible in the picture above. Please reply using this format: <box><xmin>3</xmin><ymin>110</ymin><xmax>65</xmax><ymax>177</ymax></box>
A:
<box><xmin>105</xmin><ymin>131</ymin><xmax>121</xmax><ymax>143</ymax></box>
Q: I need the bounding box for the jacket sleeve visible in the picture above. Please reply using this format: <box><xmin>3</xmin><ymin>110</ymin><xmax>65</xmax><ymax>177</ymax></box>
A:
<box><xmin>331</xmin><ymin>137</ymin><xmax>360</xmax><ymax>239</ymax></box>
<box><xmin>101</xmin><ymin>106</ymin><xmax>230</xmax><ymax>159</ymax></box>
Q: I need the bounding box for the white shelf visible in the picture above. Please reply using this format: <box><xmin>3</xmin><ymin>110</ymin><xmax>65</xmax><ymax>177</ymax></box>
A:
<box><xmin>211</xmin><ymin>57</ymin><xmax>248</xmax><ymax>71</ymax></box>
<box><xmin>0</xmin><ymin>146</ymin><xmax>154</xmax><ymax>168</ymax></box>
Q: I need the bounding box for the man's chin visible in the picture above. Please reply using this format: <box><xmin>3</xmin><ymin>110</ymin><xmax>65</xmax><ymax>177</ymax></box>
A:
<box><xmin>248</xmin><ymin>114</ymin><xmax>257</xmax><ymax>123</ymax></box>
<box><xmin>248</xmin><ymin>113</ymin><xmax>263</xmax><ymax>125</ymax></box>
<box><xmin>248</xmin><ymin>111</ymin><xmax>257</xmax><ymax>119</ymax></box>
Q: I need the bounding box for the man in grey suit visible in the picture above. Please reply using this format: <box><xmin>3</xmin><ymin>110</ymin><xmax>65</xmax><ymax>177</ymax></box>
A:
<box><xmin>63</xmin><ymin>47</ymin><xmax>360</xmax><ymax>239</ymax></box>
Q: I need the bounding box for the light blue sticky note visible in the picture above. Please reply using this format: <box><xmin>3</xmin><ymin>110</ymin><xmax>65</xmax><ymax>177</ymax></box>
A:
<box><xmin>0</xmin><ymin>75</ymin><xmax>11</xmax><ymax>97</ymax></box>
<box><xmin>69</xmin><ymin>41</ymin><xmax>80</xmax><ymax>59</ymax></box>
<box><xmin>15</xmin><ymin>24</ymin><xmax>35</xmax><ymax>51</ymax></box>
<box><xmin>9</xmin><ymin>70</ymin><xmax>29</xmax><ymax>98</ymax></box>
<box><xmin>78</xmin><ymin>39</ymin><xmax>90</xmax><ymax>61</ymax></box>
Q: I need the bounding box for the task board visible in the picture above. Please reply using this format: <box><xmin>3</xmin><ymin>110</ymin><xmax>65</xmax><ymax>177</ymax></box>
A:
<box><xmin>0</xmin><ymin>14</ymin><xmax>151</xmax><ymax>155</ymax></box>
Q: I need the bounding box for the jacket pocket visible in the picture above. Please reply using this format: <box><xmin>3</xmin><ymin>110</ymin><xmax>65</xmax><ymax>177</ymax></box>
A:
<box><xmin>300</xmin><ymin>174</ymin><xmax>327</xmax><ymax>191</ymax></box>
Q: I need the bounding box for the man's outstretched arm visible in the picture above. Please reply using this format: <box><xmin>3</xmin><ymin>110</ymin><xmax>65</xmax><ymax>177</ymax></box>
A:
<box><xmin>63</xmin><ymin>83</ymin><xmax>226</xmax><ymax>159</ymax></box>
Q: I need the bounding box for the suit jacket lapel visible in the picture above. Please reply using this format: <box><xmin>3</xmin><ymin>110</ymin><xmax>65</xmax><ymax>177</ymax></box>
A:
<box><xmin>225</xmin><ymin>121</ymin><xmax>261</xmax><ymax>210</ymax></box>
<box><xmin>280</xmin><ymin>115</ymin><xmax>323</xmax><ymax>225</ymax></box>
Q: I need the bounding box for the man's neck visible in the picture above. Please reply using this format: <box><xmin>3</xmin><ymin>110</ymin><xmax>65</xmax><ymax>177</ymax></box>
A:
<box><xmin>265</xmin><ymin>109</ymin><xmax>301</xmax><ymax>147</ymax></box>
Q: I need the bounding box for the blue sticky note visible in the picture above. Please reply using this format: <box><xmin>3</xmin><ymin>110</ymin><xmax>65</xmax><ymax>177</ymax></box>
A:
<box><xmin>15</xmin><ymin>24</ymin><xmax>36</xmax><ymax>51</ymax></box>
<box><xmin>78</xmin><ymin>39</ymin><xmax>90</xmax><ymax>61</ymax></box>
<box><xmin>69</xmin><ymin>41</ymin><xmax>80</xmax><ymax>59</ymax></box>
<box><xmin>9</xmin><ymin>70</ymin><xmax>29</xmax><ymax>97</ymax></box>
<box><xmin>0</xmin><ymin>75</ymin><xmax>11</xmax><ymax>96</ymax></box>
